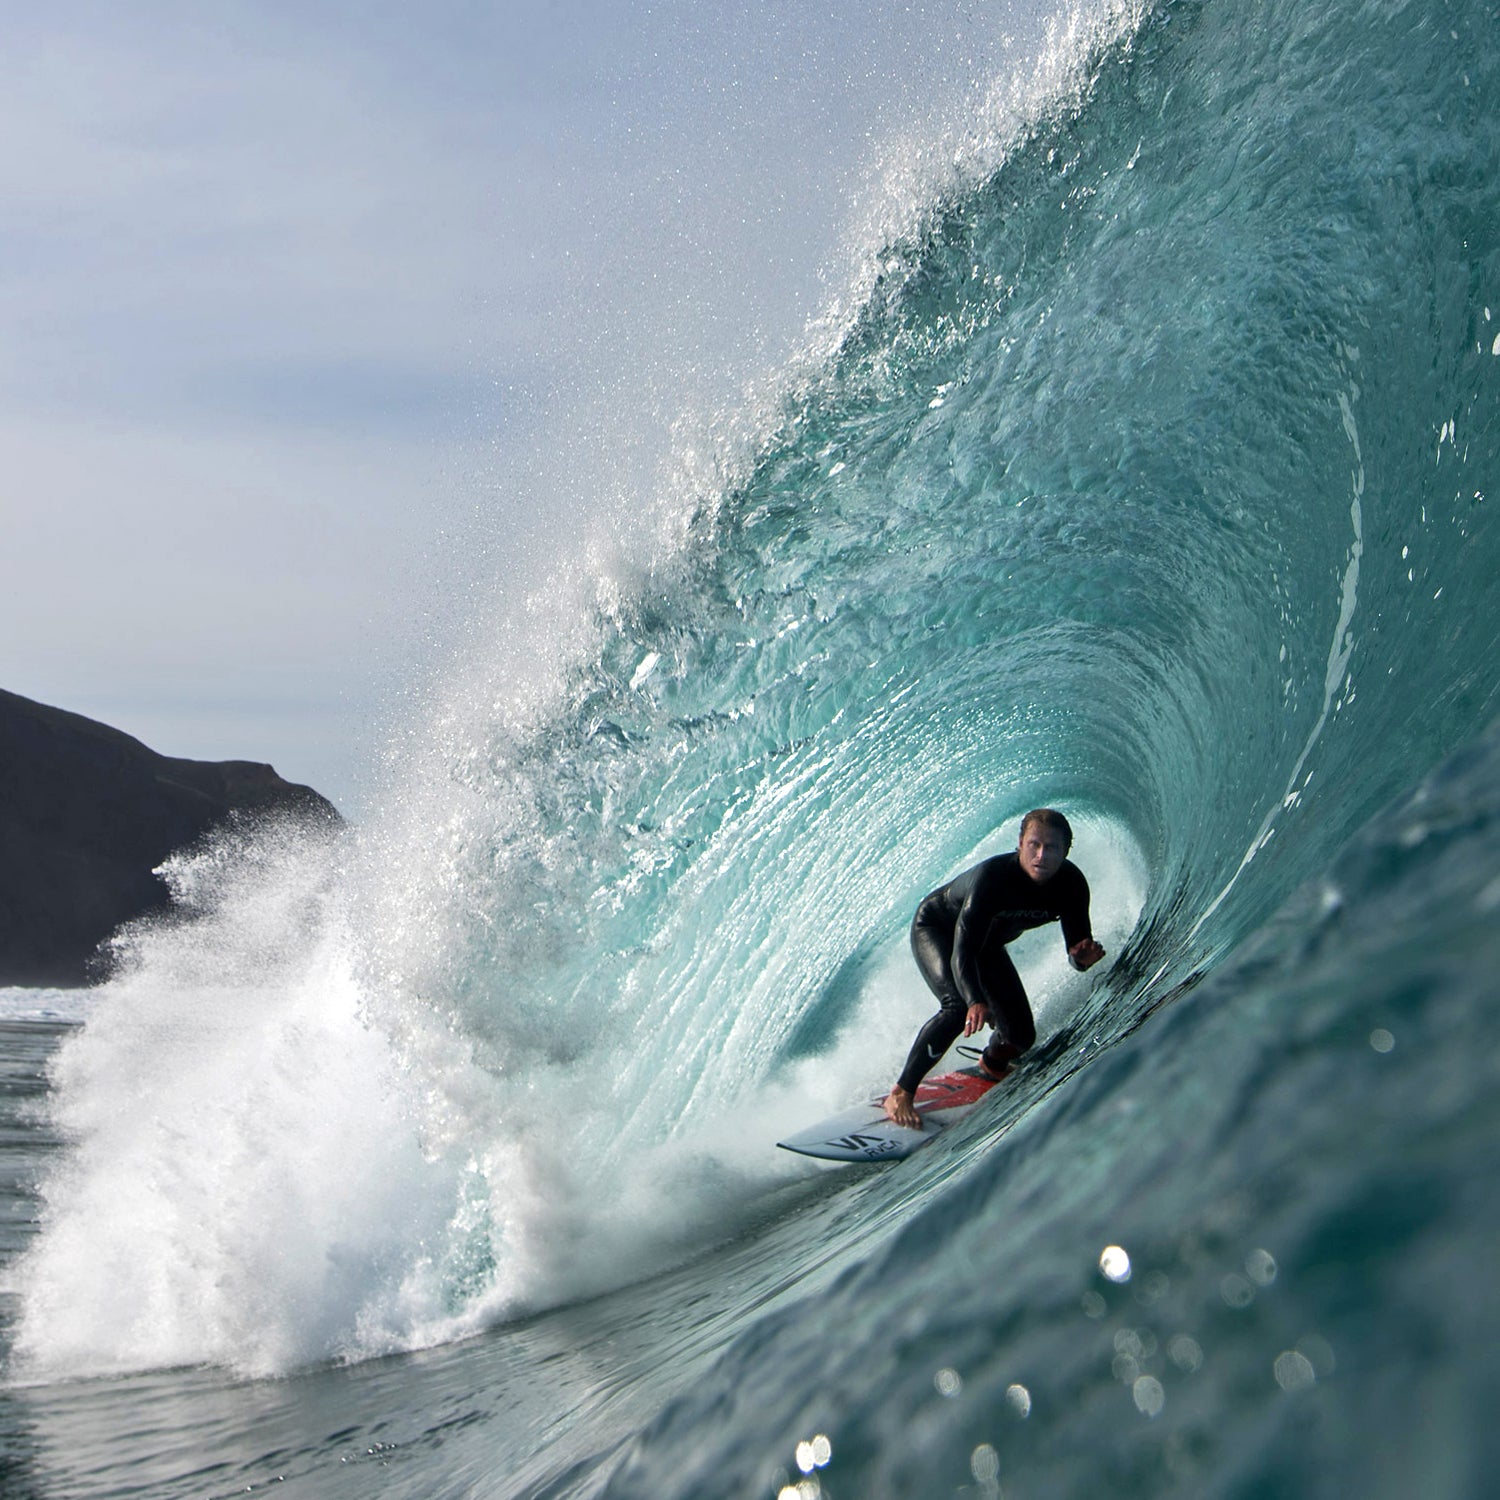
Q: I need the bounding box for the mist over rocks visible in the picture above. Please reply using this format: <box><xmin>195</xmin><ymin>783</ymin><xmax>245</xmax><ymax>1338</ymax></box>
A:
<box><xmin>0</xmin><ymin>688</ymin><xmax>342</xmax><ymax>987</ymax></box>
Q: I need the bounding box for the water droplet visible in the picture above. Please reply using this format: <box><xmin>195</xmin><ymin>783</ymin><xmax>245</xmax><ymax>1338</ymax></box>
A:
<box><xmin>1114</xmin><ymin>1327</ymin><xmax>1158</xmax><ymax>1360</ymax></box>
<box><xmin>1135</xmin><ymin>1270</ymin><xmax>1171</xmax><ymax>1305</ymax></box>
<box><xmin>796</xmin><ymin>1437</ymin><xmax>832</xmax><ymax>1474</ymax></box>
<box><xmin>780</xmin><ymin>1484</ymin><xmax>822</xmax><ymax>1500</ymax></box>
<box><xmin>1370</xmin><ymin>1028</ymin><xmax>1395</xmax><ymax>1053</ymax></box>
<box><xmin>935</xmin><ymin>1367</ymin><xmax>963</xmax><ymax>1398</ymax></box>
<box><xmin>1100</xmin><ymin>1245</ymin><xmax>1132</xmax><ymax>1283</ymax></box>
<box><xmin>1220</xmin><ymin>1273</ymin><xmax>1255</xmax><ymax>1309</ymax></box>
<box><xmin>1274</xmin><ymin>1350</ymin><xmax>1318</xmax><ymax>1391</ymax></box>
<box><xmin>1168</xmin><ymin>1334</ymin><xmax>1203</xmax><ymax>1373</ymax></box>
<box><xmin>1246</xmin><ymin>1248</ymin><xmax>1278</xmax><ymax>1286</ymax></box>
<box><xmin>971</xmin><ymin>1444</ymin><xmax>1001</xmax><ymax>1483</ymax></box>
<box><xmin>1133</xmin><ymin>1375</ymin><xmax>1166</xmax><ymax>1416</ymax></box>
<box><xmin>1005</xmin><ymin>1383</ymin><xmax>1032</xmax><ymax>1418</ymax></box>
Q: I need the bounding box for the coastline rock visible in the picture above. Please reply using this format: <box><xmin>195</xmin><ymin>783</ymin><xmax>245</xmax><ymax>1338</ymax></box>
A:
<box><xmin>0</xmin><ymin>688</ymin><xmax>342</xmax><ymax>988</ymax></box>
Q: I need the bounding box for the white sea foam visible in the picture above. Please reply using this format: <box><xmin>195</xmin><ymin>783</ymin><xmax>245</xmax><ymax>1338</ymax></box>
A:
<box><xmin>5</xmin><ymin>827</ymin><xmax>482</xmax><ymax>1378</ymax></box>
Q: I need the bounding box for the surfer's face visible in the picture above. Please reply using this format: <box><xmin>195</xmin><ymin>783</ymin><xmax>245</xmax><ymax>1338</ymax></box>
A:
<box><xmin>1018</xmin><ymin>825</ymin><xmax>1068</xmax><ymax>883</ymax></box>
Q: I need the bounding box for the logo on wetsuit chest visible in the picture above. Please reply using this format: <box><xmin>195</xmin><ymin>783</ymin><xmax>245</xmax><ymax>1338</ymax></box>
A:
<box><xmin>999</xmin><ymin>907</ymin><xmax>1057</xmax><ymax>924</ymax></box>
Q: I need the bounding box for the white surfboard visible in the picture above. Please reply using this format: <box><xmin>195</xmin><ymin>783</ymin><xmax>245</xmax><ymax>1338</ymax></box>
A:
<box><xmin>777</xmin><ymin>1065</ymin><xmax>1004</xmax><ymax>1163</ymax></box>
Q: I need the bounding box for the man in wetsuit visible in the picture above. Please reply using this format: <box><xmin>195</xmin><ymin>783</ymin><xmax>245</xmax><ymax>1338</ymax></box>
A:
<box><xmin>883</xmin><ymin>808</ymin><xmax>1106</xmax><ymax>1130</ymax></box>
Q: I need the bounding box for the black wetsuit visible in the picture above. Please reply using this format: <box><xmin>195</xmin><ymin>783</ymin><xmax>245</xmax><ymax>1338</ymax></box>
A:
<box><xmin>896</xmin><ymin>852</ymin><xmax>1094</xmax><ymax>1095</ymax></box>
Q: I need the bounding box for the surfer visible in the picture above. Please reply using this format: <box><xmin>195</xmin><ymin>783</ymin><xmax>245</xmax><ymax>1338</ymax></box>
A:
<box><xmin>882</xmin><ymin>808</ymin><xmax>1105</xmax><ymax>1131</ymax></box>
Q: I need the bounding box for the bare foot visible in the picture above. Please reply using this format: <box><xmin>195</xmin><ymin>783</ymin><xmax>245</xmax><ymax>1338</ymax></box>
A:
<box><xmin>882</xmin><ymin>1086</ymin><xmax>922</xmax><ymax>1130</ymax></box>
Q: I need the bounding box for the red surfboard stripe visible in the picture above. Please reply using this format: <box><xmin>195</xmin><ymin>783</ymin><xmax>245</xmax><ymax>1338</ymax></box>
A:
<box><xmin>912</xmin><ymin>1067</ymin><xmax>1003</xmax><ymax>1110</ymax></box>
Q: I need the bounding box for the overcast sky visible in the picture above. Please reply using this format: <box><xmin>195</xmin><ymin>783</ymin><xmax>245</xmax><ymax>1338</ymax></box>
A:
<box><xmin>1</xmin><ymin>0</ymin><xmax>1055</xmax><ymax>815</ymax></box>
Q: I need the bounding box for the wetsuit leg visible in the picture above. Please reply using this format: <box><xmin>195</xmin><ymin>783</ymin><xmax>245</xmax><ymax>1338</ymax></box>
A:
<box><xmin>977</xmin><ymin>945</ymin><xmax>1036</xmax><ymax>1072</ymax></box>
<box><xmin>895</xmin><ymin>918</ymin><xmax>968</xmax><ymax>1095</ymax></box>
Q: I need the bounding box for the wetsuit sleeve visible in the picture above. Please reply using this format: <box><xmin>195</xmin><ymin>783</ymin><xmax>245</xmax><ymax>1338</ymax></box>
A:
<box><xmin>949</xmin><ymin>863</ymin><xmax>1000</xmax><ymax>1008</ymax></box>
<box><xmin>1059</xmin><ymin>868</ymin><xmax>1094</xmax><ymax>952</ymax></box>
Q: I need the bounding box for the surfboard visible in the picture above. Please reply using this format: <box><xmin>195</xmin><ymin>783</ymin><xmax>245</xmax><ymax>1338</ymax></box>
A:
<box><xmin>776</xmin><ymin>1064</ymin><xmax>1005</xmax><ymax>1163</ymax></box>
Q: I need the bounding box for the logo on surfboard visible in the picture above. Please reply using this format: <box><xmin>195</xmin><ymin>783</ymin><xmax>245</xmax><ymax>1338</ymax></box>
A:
<box><xmin>827</xmin><ymin>1132</ymin><xmax>901</xmax><ymax>1156</ymax></box>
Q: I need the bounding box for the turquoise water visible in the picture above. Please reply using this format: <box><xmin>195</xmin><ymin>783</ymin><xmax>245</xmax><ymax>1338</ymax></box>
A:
<box><xmin>2</xmin><ymin>0</ymin><xmax>1498</xmax><ymax>1494</ymax></box>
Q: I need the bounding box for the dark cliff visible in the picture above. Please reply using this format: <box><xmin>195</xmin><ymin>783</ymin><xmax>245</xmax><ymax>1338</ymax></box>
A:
<box><xmin>0</xmin><ymin>689</ymin><xmax>341</xmax><ymax>987</ymax></box>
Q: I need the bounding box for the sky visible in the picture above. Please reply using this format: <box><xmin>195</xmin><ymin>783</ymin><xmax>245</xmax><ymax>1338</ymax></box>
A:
<box><xmin>1</xmin><ymin>0</ymin><xmax>1052</xmax><ymax>816</ymax></box>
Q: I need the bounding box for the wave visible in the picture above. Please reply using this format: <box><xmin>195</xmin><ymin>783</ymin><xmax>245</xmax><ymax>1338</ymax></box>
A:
<box><xmin>8</xmin><ymin>0</ymin><xmax>1498</xmax><ymax>1383</ymax></box>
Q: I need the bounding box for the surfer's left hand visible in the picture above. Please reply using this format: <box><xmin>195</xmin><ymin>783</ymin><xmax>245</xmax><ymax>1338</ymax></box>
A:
<box><xmin>882</xmin><ymin>1087</ymin><xmax>923</xmax><ymax>1131</ymax></box>
<box><xmin>1069</xmin><ymin>938</ymin><xmax>1106</xmax><ymax>971</ymax></box>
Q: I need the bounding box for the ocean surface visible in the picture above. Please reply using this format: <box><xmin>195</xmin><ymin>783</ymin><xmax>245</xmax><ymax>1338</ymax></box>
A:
<box><xmin>3</xmin><ymin>0</ymin><xmax>1498</xmax><ymax>1495</ymax></box>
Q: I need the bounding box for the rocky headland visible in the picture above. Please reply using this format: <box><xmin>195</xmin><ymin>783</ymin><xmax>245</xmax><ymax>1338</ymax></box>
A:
<box><xmin>0</xmin><ymin>688</ymin><xmax>341</xmax><ymax>987</ymax></box>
